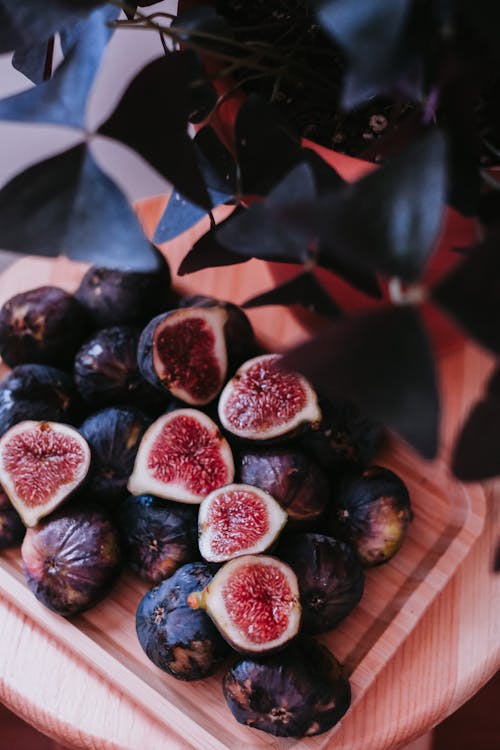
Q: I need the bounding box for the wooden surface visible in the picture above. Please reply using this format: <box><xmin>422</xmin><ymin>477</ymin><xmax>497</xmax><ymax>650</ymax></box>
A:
<box><xmin>0</xmin><ymin>200</ymin><xmax>498</xmax><ymax>749</ymax></box>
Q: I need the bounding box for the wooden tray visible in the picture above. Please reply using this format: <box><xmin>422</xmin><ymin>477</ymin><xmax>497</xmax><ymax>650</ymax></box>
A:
<box><xmin>0</xmin><ymin>197</ymin><xmax>486</xmax><ymax>750</ymax></box>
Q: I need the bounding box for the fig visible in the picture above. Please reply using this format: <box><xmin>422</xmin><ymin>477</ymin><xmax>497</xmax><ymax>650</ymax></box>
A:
<box><xmin>0</xmin><ymin>485</ymin><xmax>25</xmax><ymax>549</ymax></box>
<box><xmin>136</xmin><ymin>561</ymin><xmax>230</xmax><ymax>681</ymax></box>
<box><xmin>218</xmin><ymin>354</ymin><xmax>321</xmax><ymax>442</ymax></box>
<box><xmin>237</xmin><ymin>446</ymin><xmax>330</xmax><ymax>526</ymax></box>
<box><xmin>332</xmin><ymin>466</ymin><xmax>413</xmax><ymax>566</ymax></box>
<box><xmin>128</xmin><ymin>409</ymin><xmax>234</xmax><ymax>504</ymax></box>
<box><xmin>0</xmin><ymin>286</ymin><xmax>88</xmax><ymax>369</ymax></box>
<box><xmin>21</xmin><ymin>504</ymin><xmax>122</xmax><ymax>617</ymax></box>
<box><xmin>75</xmin><ymin>254</ymin><xmax>171</xmax><ymax>328</ymax></box>
<box><xmin>198</xmin><ymin>484</ymin><xmax>287</xmax><ymax>563</ymax></box>
<box><xmin>0</xmin><ymin>421</ymin><xmax>91</xmax><ymax>527</ymax></box>
<box><xmin>138</xmin><ymin>307</ymin><xmax>229</xmax><ymax>406</ymax></box>
<box><xmin>80</xmin><ymin>407</ymin><xmax>152</xmax><ymax>509</ymax></box>
<box><xmin>223</xmin><ymin>637</ymin><xmax>351</xmax><ymax>737</ymax></box>
<box><xmin>188</xmin><ymin>554</ymin><xmax>301</xmax><ymax>654</ymax></box>
<box><xmin>0</xmin><ymin>364</ymin><xmax>83</xmax><ymax>436</ymax></box>
<box><xmin>117</xmin><ymin>494</ymin><xmax>198</xmax><ymax>583</ymax></box>
<box><xmin>276</xmin><ymin>533</ymin><xmax>364</xmax><ymax>633</ymax></box>
<box><xmin>73</xmin><ymin>326</ymin><xmax>169</xmax><ymax>413</ymax></box>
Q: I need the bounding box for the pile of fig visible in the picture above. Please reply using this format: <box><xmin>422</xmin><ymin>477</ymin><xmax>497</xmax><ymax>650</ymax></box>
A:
<box><xmin>0</xmin><ymin>260</ymin><xmax>414</xmax><ymax>739</ymax></box>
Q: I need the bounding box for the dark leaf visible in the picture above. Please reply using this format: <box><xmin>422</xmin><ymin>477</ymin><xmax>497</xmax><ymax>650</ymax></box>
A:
<box><xmin>243</xmin><ymin>272</ymin><xmax>342</xmax><ymax>320</ymax></box>
<box><xmin>457</xmin><ymin>0</ymin><xmax>500</xmax><ymax>58</ymax></box>
<box><xmin>178</xmin><ymin>209</ymin><xmax>248</xmax><ymax>275</ymax></box>
<box><xmin>282</xmin><ymin>305</ymin><xmax>439</xmax><ymax>458</ymax></box>
<box><xmin>0</xmin><ymin>0</ymin><xmax>104</xmax><ymax>49</ymax></box>
<box><xmin>452</xmin><ymin>367</ymin><xmax>500</xmax><ymax>480</ymax></box>
<box><xmin>154</xmin><ymin>188</ymin><xmax>230</xmax><ymax>243</ymax></box>
<box><xmin>181</xmin><ymin>50</ymin><xmax>218</xmax><ymax>124</ymax></box>
<box><xmin>99</xmin><ymin>52</ymin><xmax>211</xmax><ymax>209</ymax></box>
<box><xmin>12</xmin><ymin>38</ymin><xmax>52</xmax><ymax>84</ymax></box>
<box><xmin>0</xmin><ymin>5</ymin><xmax>118</xmax><ymax>128</ymax></box>
<box><xmin>302</xmin><ymin>148</ymin><xmax>345</xmax><ymax>193</ymax></box>
<box><xmin>0</xmin><ymin>6</ymin><xmax>23</xmax><ymax>52</ymax></box>
<box><xmin>171</xmin><ymin>5</ymin><xmax>234</xmax><ymax>55</ymax></box>
<box><xmin>0</xmin><ymin>143</ymin><xmax>158</xmax><ymax>272</ymax></box>
<box><xmin>432</xmin><ymin>233</ymin><xmax>500</xmax><ymax>356</ymax></box>
<box><xmin>317</xmin><ymin>251</ymin><xmax>382</xmax><ymax>298</ymax></box>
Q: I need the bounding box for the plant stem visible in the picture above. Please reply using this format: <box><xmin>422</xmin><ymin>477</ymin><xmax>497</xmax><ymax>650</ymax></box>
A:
<box><xmin>43</xmin><ymin>36</ymin><xmax>55</xmax><ymax>81</ymax></box>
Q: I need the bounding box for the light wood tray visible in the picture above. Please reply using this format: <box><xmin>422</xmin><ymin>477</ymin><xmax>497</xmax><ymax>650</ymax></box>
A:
<box><xmin>0</xmin><ymin>196</ymin><xmax>486</xmax><ymax>750</ymax></box>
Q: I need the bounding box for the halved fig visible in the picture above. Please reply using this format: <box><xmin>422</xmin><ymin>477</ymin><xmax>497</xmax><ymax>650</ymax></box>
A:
<box><xmin>138</xmin><ymin>306</ymin><xmax>229</xmax><ymax>405</ymax></box>
<box><xmin>187</xmin><ymin>554</ymin><xmax>301</xmax><ymax>654</ymax></box>
<box><xmin>128</xmin><ymin>409</ymin><xmax>234</xmax><ymax>504</ymax></box>
<box><xmin>0</xmin><ymin>421</ymin><xmax>91</xmax><ymax>527</ymax></box>
<box><xmin>218</xmin><ymin>354</ymin><xmax>321</xmax><ymax>442</ymax></box>
<box><xmin>198</xmin><ymin>484</ymin><xmax>287</xmax><ymax>563</ymax></box>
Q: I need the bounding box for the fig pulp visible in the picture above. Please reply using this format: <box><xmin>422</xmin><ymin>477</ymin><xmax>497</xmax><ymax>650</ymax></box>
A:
<box><xmin>118</xmin><ymin>494</ymin><xmax>198</xmax><ymax>583</ymax></box>
<box><xmin>22</xmin><ymin>504</ymin><xmax>122</xmax><ymax>617</ymax></box>
<box><xmin>223</xmin><ymin>637</ymin><xmax>351</xmax><ymax>737</ymax></box>
<box><xmin>0</xmin><ymin>485</ymin><xmax>24</xmax><ymax>549</ymax></box>
<box><xmin>73</xmin><ymin>326</ymin><xmax>168</xmax><ymax>413</ymax></box>
<box><xmin>276</xmin><ymin>533</ymin><xmax>364</xmax><ymax>633</ymax></box>
<box><xmin>138</xmin><ymin>307</ymin><xmax>229</xmax><ymax>405</ymax></box>
<box><xmin>237</xmin><ymin>446</ymin><xmax>330</xmax><ymax>526</ymax></box>
<box><xmin>188</xmin><ymin>555</ymin><xmax>301</xmax><ymax>654</ymax></box>
<box><xmin>0</xmin><ymin>286</ymin><xmax>88</xmax><ymax>369</ymax></box>
<box><xmin>136</xmin><ymin>562</ymin><xmax>230</xmax><ymax>680</ymax></box>
<box><xmin>128</xmin><ymin>409</ymin><xmax>234</xmax><ymax>504</ymax></box>
<box><xmin>0</xmin><ymin>421</ymin><xmax>91</xmax><ymax>527</ymax></box>
<box><xmin>80</xmin><ymin>407</ymin><xmax>152</xmax><ymax>509</ymax></box>
<box><xmin>75</xmin><ymin>255</ymin><xmax>171</xmax><ymax>328</ymax></box>
<box><xmin>218</xmin><ymin>354</ymin><xmax>321</xmax><ymax>441</ymax></box>
<box><xmin>333</xmin><ymin>466</ymin><xmax>413</xmax><ymax>566</ymax></box>
<box><xmin>198</xmin><ymin>484</ymin><xmax>287</xmax><ymax>563</ymax></box>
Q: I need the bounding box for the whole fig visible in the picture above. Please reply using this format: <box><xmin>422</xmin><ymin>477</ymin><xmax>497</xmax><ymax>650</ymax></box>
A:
<box><xmin>0</xmin><ymin>486</ymin><xmax>24</xmax><ymax>549</ymax></box>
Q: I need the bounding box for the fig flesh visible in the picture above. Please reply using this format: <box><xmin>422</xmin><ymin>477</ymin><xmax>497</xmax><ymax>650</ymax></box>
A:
<box><xmin>80</xmin><ymin>407</ymin><xmax>152</xmax><ymax>509</ymax></box>
<box><xmin>73</xmin><ymin>326</ymin><xmax>168</xmax><ymax>413</ymax></box>
<box><xmin>0</xmin><ymin>286</ymin><xmax>88</xmax><ymax>369</ymax></box>
<box><xmin>118</xmin><ymin>494</ymin><xmax>198</xmax><ymax>583</ymax></box>
<box><xmin>198</xmin><ymin>484</ymin><xmax>287</xmax><ymax>563</ymax></box>
<box><xmin>0</xmin><ymin>485</ymin><xmax>24</xmax><ymax>549</ymax></box>
<box><xmin>138</xmin><ymin>307</ymin><xmax>229</xmax><ymax>405</ymax></box>
<box><xmin>136</xmin><ymin>562</ymin><xmax>230</xmax><ymax>681</ymax></box>
<box><xmin>188</xmin><ymin>554</ymin><xmax>301</xmax><ymax>654</ymax></box>
<box><xmin>218</xmin><ymin>354</ymin><xmax>321</xmax><ymax>441</ymax></box>
<box><xmin>21</xmin><ymin>504</ymin><xmax>122</xmax><ymax>617</ymax></box>
<box><xmin>128</xmin><ymin>409</ymin><xmax>234</xmax><ymax>504</ymax></box>
<box><xmin>333</xmin><ymin>466</ymin><xmax>413</xmax><ymax>566</ymax></box>
<box><xmin>276</xmin><ymin>533</ymin><xmax>364</xmax><ymax>633</ymax></box>
<box><xmin>0</xmin><ymin>421</ymin><xmax>91</xmax><ymax>527</ymax></box>
<box><xmin>237</xmin><ymin>446</ymin><xmax>330</xmax><ymax>526</ymax></box>
<box><xmin>223</xmin><ymin>637</ymin><xmax>351</xmax><ymax>737</ymax></box>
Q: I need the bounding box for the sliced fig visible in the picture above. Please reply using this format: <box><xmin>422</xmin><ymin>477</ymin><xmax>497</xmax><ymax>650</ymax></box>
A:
<box><xmin>118</xmin><ymin>494</ymin><xmax>198</xmax><ymax>583</ymax></box>
<box><xmin>22</xmin><ymin>503</ymin><xmax>122</xmax><ymax>617</ymax></box>
<box><xmin>0</xmin><ymin>485</ymin><xmax>25</xmax><ymax>549</ymax></box>
<box><xmin>128</xmin><ymin>409</ymin><xmax>234</xmax><ymax>504</ymax></box>
<box><xmin>0</xmin><ymin>286</ymin><xmax>88</xmax><ymax>369</ymax></box>
<box><xmin>187</xmin><ymin>554</ymin><xmax>301</xmax><ymax>654</ymax></box>
<box><xmin>80</xmin><ymin>407</ymin><xmax>152</xmax><ymax>509</ymax></box>
<box><xmin>276</xmin><ymin>533</ymin><xmax>364</xmax><ymax>633</ymax></box>
<box><xmin>198</xmin><ymin>484</ymin><xmax>287</xmax><ymax>563</ymax></box>
<box><xmin>138</xmin><ymin>307</ymin><xmax>228</xmax><ymax>405</ymax></box>
<box><xmin>237</xmin><ymin>446</ymin><xmax>330</xmax><ymax>527</ymax></box>
<box><xmin>223</xmin><ymin>637</ymin><xmax>351</xmax><ymax>737</ymax></box>
<box><xmin>136</xmin><ymin>562</ymin><xmax>230</xmax><ymax>681</ymax></box>
<box><xmin>0</xmin><ymin>421</ymin><xmax>91</xmax><ymax>527</ymax></box>
<box><xmin>218</xmin><ymin>354</ymin><xmax>321</xmax><ymax>442</ymax></box>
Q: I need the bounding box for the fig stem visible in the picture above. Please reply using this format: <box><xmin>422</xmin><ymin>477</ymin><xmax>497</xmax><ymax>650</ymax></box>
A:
<box><xmin>187</xmin><ymin>590</ymin><xmax>206</xmax><ymax>610</ymax></box>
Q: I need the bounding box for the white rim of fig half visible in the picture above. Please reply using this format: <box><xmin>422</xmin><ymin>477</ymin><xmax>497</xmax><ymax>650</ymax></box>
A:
<box><xmin>198</xmin><ymin>483</ymin><xmax>288</xmax><ymax>563</ymax></box>
<box><xmin>188</xmin><ymin>555</ymin><xmax>301</xmax><ymax>654</ymax></box>
<box><xmin>0</xmin><ymin>421</ymin><xmax>91</xmax><ymax>527</ymax></box>
<box><xmin>152</xmin><ymin>306</ymin><xmax>228</xmax><ymax>405</ymax></box>
<box><xmin>218</xmin><ymin>353</ymin><xmax>322</xmax><ymax>440</ymax></box>
<box><xmin>127</xmin><ymin>408</ymin><xmax>234</xmax><ymax>504</ymax></box>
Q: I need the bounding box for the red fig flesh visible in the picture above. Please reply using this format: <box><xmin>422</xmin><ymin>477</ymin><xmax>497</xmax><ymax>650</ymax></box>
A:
<box><xmin>128</xmin><ymin>409</ymin><xmax>234</xmax><ymax>503</ymax></box>
<box><xmin>0</xmin><ymin>421</ymin><xmax>90</xmax><ymax>526</ymax></box>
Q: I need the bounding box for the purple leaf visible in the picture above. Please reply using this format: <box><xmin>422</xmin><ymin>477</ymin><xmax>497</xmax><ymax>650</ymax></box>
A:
<box><xmin>0</xmin><ymin>0</ymin><xmax>104</xmax><ymax>49</ymax></box>
<box><xmin>177</xmin><ymin>209</ymin><xmax>248</xmax><ymax>276</ymax></box>
<box><xmin>12</xmin><ymin>38</ymin><xmax>52</xmax><ymax>84</ymax></box>
<box><xmin>243</xmin><ymin>272</ymin><xmax>342</xmax><ymax>320</ymax></box>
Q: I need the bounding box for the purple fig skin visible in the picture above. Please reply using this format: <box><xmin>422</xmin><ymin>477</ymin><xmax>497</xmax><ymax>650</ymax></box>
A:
<box><xmin>117</xmin><ymin>494</ymin><xmax>199</xmax><ymax>583</ymax></box>
<box><xmin>237</xmin><ymin>446</ymin><xmax>331</xmax><ymax>527</ymax></box>
<box><xmin>137</xmin><ymin>313</ymin><xmax>169</xmax><ymax>393</ymax></box>
<box><xmin>223</xmin><ymin>637</ymin><xmax>351</xmax><ymax>737</ymax></box>
<box><xmin>73</xmin><ymin>326</ymin><xmax>169</xmax><ymax>414</ymax></box>
<box><xmin>75</xmin><ymin>254</ymin><xmax>172</xmax><ymax>328</ymax></box>
<box><xmin>21</xmin><ymin>504</ymin><xmax>122</xmax><ymax>617</ymax></box>
<box><xmin>0</xmin><ymin>286</ymin><xmax>89</xmax><ymax>369</ymax></box>
<box><xmin>0</xmin><ymin>486</ymin><xmax>24</xmax><ymax>549</ymax></box>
